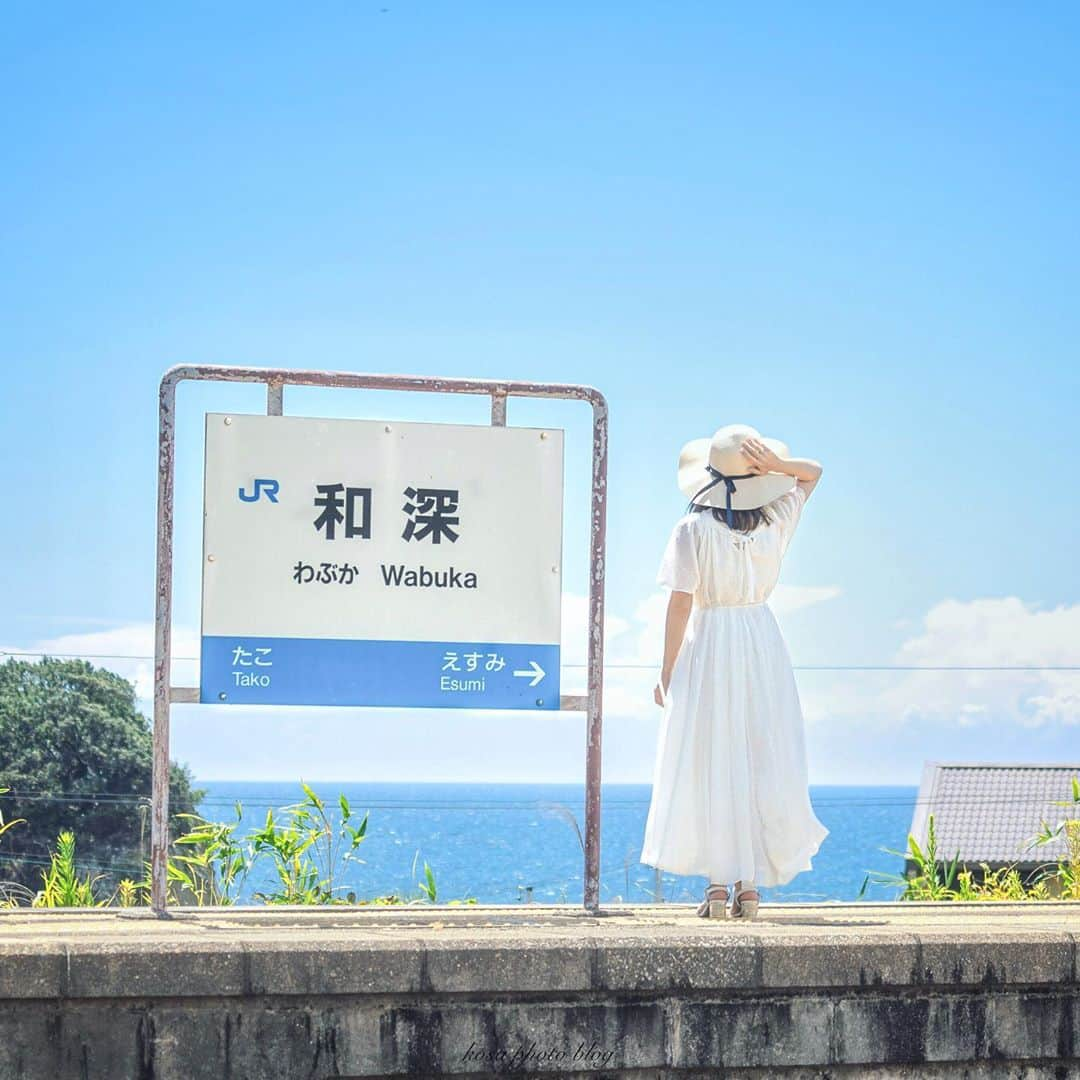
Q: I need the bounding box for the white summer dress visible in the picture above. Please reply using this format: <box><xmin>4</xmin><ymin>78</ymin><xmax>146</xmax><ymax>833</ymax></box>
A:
<box><xmin>640</xmin><ymin>484</ymin><xmax>828</xmax><ymax>888</ymax></box>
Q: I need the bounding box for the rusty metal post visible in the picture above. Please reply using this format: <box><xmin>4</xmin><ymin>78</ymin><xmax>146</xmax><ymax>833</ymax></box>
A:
<box><xmin>152</xmin><ymin>365</ymin><xmax>608</xmax><ymax>914</ymax></box>
<box><xmin>267</xmin><ymin>378</ymin><xmax>284</xmax><ymax>416</ymax></box>
<box><xmin>150</xmin><ymin>377</ymin><xmax>177</xmax><ymax>915</ymax></box>
<box><xmin>583</xmin><ymin>396</ymin><xmax>608</xmax><ymax>912</ymax></box>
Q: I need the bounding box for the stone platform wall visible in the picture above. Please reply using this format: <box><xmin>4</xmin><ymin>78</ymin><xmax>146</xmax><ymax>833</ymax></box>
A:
<box><xmin>0</xmin><ymin>903</ymin><xmax>1077</xmax><ymax>1078</ymax></box>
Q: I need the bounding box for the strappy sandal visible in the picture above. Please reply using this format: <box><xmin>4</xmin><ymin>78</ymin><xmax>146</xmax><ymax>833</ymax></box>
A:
<box><xmin>695</xmin><ymin>882</ymin><xmax>729</xmax><ymax>919</ymax></box>
<box><xmin>729</xmin><ymin>885</ymin><xmax>760</xmax><ymax>921</ymax></box>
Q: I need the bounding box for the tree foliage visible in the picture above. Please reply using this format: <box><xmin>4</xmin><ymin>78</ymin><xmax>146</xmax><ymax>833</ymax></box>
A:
<box><xmin>0</xmin><ymin>657</ymin><xmax>202</xmax><ymax>887</ymax></box>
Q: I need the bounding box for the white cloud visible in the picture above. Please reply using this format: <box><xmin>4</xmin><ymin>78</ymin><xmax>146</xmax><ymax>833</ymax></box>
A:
<box><xmin>802</xmin><ymin>597</ymin><xmax>1080</xmax><ymax>731</ymax></box>
<box><xmin>896</xmin><ymin>597</ymin><xmax>1080</xmax><ymax>668</ymax></box>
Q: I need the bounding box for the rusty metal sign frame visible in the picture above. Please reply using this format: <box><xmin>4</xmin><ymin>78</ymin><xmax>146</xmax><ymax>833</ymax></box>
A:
<box><xmin>151</xmin><ymin>364</ymin><xmax>608</xmax><ymax>914</ymax></box>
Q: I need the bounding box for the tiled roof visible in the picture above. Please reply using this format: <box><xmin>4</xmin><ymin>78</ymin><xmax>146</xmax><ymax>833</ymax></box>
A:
<box><xmin>909</xmin><ymin>762</ymin><xmax>1080</xmax><ymax>866</ymax></box>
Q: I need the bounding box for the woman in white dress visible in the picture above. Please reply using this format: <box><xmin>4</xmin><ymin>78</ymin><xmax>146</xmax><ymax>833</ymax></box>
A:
<box><xmin>640</xmin><ymin>424</ymin><xmax>828</xmax><ymax>920</ymax></box>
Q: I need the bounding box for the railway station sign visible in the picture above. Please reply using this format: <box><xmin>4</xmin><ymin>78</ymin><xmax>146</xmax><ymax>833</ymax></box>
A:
<box><xmin>199</xmin><ymin>413</ymin><xmax>564</xmax><ymax>709</ymax></box>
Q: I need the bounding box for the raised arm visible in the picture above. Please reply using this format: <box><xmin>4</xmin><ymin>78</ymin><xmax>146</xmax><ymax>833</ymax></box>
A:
<box><xmin>740</xmin><ymin>436</ymin><xmax>823</xmax><ymax>500</ymax></box>
<box><xmin>654</xmin><ymin>590</ymin><xmax>693</xmax><ymax>706</ymax></box>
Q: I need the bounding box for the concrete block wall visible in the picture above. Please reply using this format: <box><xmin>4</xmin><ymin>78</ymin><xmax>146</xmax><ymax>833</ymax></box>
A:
<box><xmin>0</xmin><ymin>904</ymin><xmax>1077</xmax><ymax>1078</ymax></box>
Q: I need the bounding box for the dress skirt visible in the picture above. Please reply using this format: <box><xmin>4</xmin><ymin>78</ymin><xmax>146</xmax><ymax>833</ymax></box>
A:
<box><xmin>640</xmin><ymin>601</ymin><xmax>828</xmax><ymax>887</ymax></box>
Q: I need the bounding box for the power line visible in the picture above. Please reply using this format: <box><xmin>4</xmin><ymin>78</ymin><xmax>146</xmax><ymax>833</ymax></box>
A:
<box><xmin>571</xmin><ymin>663</ymin><xmax>1080</xmax><ymax>672</ymax></box>
<box><xmin>0</xmin><ymin>650</ymin><xmax>181</xmax><ymax>662</ymax></box>
<box><xmin>1</xmin><ymin>791</ymin><xmax>1075</xmax><ymax>812</ymax></box>
<box><xmin>0</xmin><ymin>794</ymin><xmax>151</xmax><ymax>805</ymax></box>
<box><xmin>0</xmin><ymin>851</ymin><xmax>146</xmax><ymax>873</ymax></box>
<box><xmin>2</xmin><ymin>650</ymin><xmax>1079</xmax><ymax>671</ymax></box>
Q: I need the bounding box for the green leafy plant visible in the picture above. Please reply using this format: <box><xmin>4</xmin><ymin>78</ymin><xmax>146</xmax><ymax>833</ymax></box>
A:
<box><xmin>859</xmin><ymin>813</ymin><xmax>960</xmax><ymax>900</ymax></box>
<box><xmin>951</xmin><ymin>862</ymin><xmax>1051</xmax><ymax>900</ymax></box>
<box><xmin>0</xmin><ymin>787</ymin><xmax>30</xmax><ymax>907</ymax></box>
<box><xmin>32</xmin><ymin>831</ymin><xmax>105</xmax><ymax>908</ymax></box>
<box><xmin>417</xmin><ymin>858</ymin><xmax>437</xmax><ymax>902</ymax></box>
<box><xmin>166</xmin><ymin>802</ymin><xmax>254</xmax><ymax>906</ymax></box>
<box><xmin>862</xmin><ymin>778</ymin><xmax>1080</xmax><ymax>902</ymax></box>
<box><xmin>0</xmin><ymin>782</ymin><xmax>476</xmax><ymax>908</ymax></box>
<box><xmin>0</xmin><ymin>788</ymin><xmax>25</xmax><ymax>845</ymax></box>
<box><xmin>249</xmin><ymin>782</ymin><xmax>368</xmax><ymax>905</ymax></box>
<box><xmin>113</xmin><ymin>877</ymin><xmax>144</xmax><ymax>907</ymax></box>
<box><xmin>1026</xmin><ymin>775</ymin><xmax>1080</xmax><ymax>899</ymax></box>
<box><xmin>406</xmin><ymin>851</ymin><xmax>476</xmax><ymax>906</ymax></box>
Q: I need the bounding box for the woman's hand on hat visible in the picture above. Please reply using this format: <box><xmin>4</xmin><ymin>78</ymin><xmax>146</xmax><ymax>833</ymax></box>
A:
<box><xmin>741</xmin><ymin>436</ymin><xmax>784</xmax><ymax>475</ymax></box>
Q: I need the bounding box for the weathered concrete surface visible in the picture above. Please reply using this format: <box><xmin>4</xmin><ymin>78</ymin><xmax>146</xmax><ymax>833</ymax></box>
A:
<box><xmin>0</xmin><ymin>901</ymin><xmax>1078</xmax><ymax>1079</ymax></box>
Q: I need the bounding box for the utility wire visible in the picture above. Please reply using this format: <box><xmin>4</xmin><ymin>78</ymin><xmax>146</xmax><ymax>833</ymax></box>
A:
<box><xmin>2</xmin><ymin>650</ymin><xmax>1078</xmax><ymax>671</ymax></box>
<box><xmin>1</xmin><ymin>792</ymin><xmax>1075</xmax><ymax>811</ymax></box>
<box><xmin>0</xmin><ymin>851</ymin><xmax>145</xmax><ymax>873</ymax></box>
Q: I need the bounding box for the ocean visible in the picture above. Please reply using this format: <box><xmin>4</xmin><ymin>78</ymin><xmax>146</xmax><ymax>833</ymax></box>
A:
<box><xmin>194</xmin><ymin>782</ymin><xmax>915</xmax><ymax>905</ymax></box>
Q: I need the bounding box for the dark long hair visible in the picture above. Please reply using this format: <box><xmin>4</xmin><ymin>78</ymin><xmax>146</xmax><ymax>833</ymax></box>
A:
<box><xmin>690</xmin><ymin>502</ymin><xmax>773</xmax><ymax>533</ymax></box>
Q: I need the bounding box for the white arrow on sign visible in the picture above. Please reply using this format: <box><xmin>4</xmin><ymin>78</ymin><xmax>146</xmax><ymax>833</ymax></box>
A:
<box><xmin>512</xmin><ymin>660</ymin><xmax>546</xmax><ymax>687</ymax></box>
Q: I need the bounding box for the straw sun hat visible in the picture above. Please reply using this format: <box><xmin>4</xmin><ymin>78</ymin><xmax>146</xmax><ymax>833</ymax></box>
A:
<box><xmin>678</xmin><ymin>423</ymin><xmax>796</xmax><ymax>522</ymax></box>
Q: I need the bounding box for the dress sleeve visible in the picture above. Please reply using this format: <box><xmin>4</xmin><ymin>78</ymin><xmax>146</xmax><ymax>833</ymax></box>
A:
<box><xmin>656</xmin><ymin>516</ymin><xmax>700</xmax><ymax>593</ymax></box>
<box><xmin>770</xmin><ymin>484</ymin><xmax>808</xmax><ymax>556</ymax></box>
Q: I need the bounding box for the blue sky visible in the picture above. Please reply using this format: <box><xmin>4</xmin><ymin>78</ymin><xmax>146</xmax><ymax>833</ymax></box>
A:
<box><xmin>2</xmin><ymin>3</ymin><xmax>1078</xmax><ymax>785</ymax></box>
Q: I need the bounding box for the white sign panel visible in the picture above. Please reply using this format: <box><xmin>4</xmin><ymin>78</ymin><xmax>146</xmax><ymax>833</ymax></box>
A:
<box><xmin>200</xmin><ymin>413</ymin><xmax>563</xmax><ymax>709</ymax></box>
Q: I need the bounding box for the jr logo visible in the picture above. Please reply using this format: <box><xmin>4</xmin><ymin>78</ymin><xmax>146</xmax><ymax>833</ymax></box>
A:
<box><xmin>238</xmin><ymin>479</ymin><xmax>280</xmax><ymax>503</ymax></box>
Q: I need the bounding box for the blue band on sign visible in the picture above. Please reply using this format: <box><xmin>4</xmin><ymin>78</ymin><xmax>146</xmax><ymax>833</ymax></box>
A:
<box><xmin>199</xmin><ymin>636</ymin><xmax>561</xmax><ymax>710</ymax></box>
